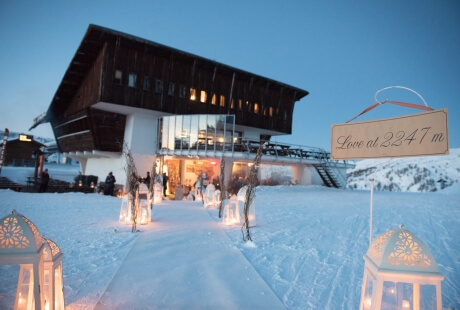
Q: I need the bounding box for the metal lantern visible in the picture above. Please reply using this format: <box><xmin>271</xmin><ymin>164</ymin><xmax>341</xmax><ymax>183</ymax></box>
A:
<box><xmin>153</xmin><ymin>183</ymin><xmax>163</xmax><ymax>205</ymax></box>
<box><xmin>42</xmin><ymin>237</ymin><xmax>65</xmax><ymax>310</ymax></box>
<box><xmin>212</xmin><ymin>189</ymin><xmax>221</xmax><ymax>210</ymax></box>
<box><xmin>0</xmin><ymin>210</ymin><xmax>46</xmax><ymax>310</ymax></box>
<box><xmin>203</xmin><ymin>184</ymin><xmax>216</xmax><ymax>209</ymax></box>
<box><xmin>118</xmin><ymin>195</ymin><xmax>133</xmax><ymax>224</ymax></box>
<box><xmin>136</xmin><ymin>183</ymin><xmax>151</xmax><ymax>224</ymax></box>
<box><xmin>360</xmin><ymin>225</ymin><xmax>444</xmax><ymax>310</ymax></box>
<box><xmin>222</xmin><ymin>195</ymin><xmax>238</xmax><ymax>225</ymax></box>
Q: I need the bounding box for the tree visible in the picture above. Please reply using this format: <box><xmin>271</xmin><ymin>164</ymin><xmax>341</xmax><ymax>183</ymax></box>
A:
<box><xmin>218</xmin><ymin>157</ymin><xmax>225</xmax><ymax>218</ymax></box>
<box><xmin>241</xmin><ymin>141</ymin><xmax>266</xmax><ymax>241</ymax></box>
<box><xmin>122</xmin><ymin>143</ymin><xmax>140</xmax><ymax>232</ymax></box>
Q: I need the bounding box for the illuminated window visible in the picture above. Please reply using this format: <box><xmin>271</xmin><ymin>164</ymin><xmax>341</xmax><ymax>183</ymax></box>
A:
<box><xmin>128</xmin><ymin>73</ymin><xmax>136</xmax><ymax>88</ymax></box>
<box><xmin>220</xmin><ymin>95</ymin><xmax>225</xmax><ymax>107</ymax></box>
<box><xmin>190</xmin><ymin>88</ymin><xmax>197</xmax><ymax>100</ymax></box>
<box><xmin>143</xmin><ymin>77</ymin><xmax>150</xmax><ymax>91</ymax></box>
<box><xmin>269</xmin><ymin>106</ymin><xmax>273</xmax><ymax>117</ymax></box>
<box><xmin>254</xmin><ymin>103</ymin><xmax>259</xmax><ymax>114</ymax></box>
<box><xmin>169</xmin><ymin>83</ymin><xmax>175</xmax><ymax>96</ymax></box>
<box><xmin>211</xmin><ymin>94</ymin><xmax>217</xmax><ymax>105</ymax></box>
<box><xmin>155</xmin><ymin>80</ymin><xmax>163</xmax><ymax>93</ymax></box>
<box><xmin>200</xmin><ymin>90</ymin><xmax>207</xmax><ymax>103</ymax></box>
<box><xmin>238</xmin><ymin>99</ymin><xmax>242</xmax><ymax>110</ymax></box>
<box><xmin>115</xmin><ymin>70</ymin><xmax>122</xmax><ymax>85</ymax></box>
<box><xmin>230</xmin><ymin>99</ymin><xmax>235</xmax><ymax>109</ymax></box>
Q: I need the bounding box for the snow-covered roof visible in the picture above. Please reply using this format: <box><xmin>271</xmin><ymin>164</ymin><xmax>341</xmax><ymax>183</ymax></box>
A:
<box><xmin>365</xmin><ymin>225</ymin><xmax>442</xmax><ymax>275</ymax></box>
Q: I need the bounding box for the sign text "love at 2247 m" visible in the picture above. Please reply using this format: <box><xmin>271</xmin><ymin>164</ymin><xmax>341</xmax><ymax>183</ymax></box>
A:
<box><xmin>330</xmin><ymin>109</ymin><xmax>449</xmax><ymax>160</ymax></box>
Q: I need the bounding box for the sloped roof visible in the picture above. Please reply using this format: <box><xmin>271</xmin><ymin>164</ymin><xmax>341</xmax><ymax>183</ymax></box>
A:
<box><xmin>44</xmin><ymin>24</ymin><xmax>308</xmax><ymax>124</ymax></box>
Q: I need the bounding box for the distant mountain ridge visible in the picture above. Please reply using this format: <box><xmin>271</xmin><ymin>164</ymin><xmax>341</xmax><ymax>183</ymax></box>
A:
<box><xmin>347</xmin><ymin>148</ymin><xmax>460</xmax><ymax>192</ymax></box>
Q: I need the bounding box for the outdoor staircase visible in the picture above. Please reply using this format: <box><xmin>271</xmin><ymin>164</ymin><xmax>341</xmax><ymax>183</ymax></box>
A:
<box><xmin>314</xmin><ymin>163</ymin><xmax>343</xmax><ymax>189</ymax></box>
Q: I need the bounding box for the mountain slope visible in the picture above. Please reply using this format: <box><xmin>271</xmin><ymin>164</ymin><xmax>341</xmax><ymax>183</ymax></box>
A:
<box><xmin>347</xmin><ymin>148</ymin><xmax>460</xmax><ymax>192</ymax></box>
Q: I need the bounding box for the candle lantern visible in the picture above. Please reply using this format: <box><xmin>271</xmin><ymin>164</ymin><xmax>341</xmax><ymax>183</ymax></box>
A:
<box><xmin>118</xmin><ymin>195</ymin><xmax>133</xmax><ymax>224</ymax></box>
<box><xmin>0</xmin><ymin>210</ymin><xmax>46</xmax><ymax>310</ymax></box>
<box><xmin>136</xmin><ymin>183</ymin><xmax>151</xmax><ymax>224</ymax></box>
<box><xmin>222</xmin><ymin>195</ymin><xmax>239</xmax><ymax>225</ymax></box>
<box><xmin>153</xmin><ymin>183</ymin><xmax>163</xmax><ymax>205</ymax></box>
<box><xmin>212</xmin><ymin>190</ymin><xmax>221</xmax><ymax>209</ymax></box>
<box><xmin>204</xmin><ymin>184</ymin><xmax>216</xmax><ymax>209</ymax></box>
<box><xmin>42</xmin><ymin>236</ymin><xmax>65</xmax><ymax>310</ymax></box>
<box><xmin>359</xmin><ymin>225</ymin><xmax>444</xmax><ymax>310</ymax></box>
<box><xmin>138</xmin><ymin>200</ymin><xmax>150</xmax><ymax>225</ymax></box>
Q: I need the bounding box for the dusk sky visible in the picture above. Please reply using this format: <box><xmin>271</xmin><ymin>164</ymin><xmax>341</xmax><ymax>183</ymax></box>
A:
<box><xmin>1</xmin><ymin>1</ymin><xmax>459</xmax><ymax>151</ymax></box>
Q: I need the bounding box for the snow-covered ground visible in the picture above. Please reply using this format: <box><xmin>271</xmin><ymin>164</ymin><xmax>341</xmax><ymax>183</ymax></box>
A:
<box><xmin>0</xmin><ymin>157</ymin><xmax>459</xmax><ymax>309</ymax></box>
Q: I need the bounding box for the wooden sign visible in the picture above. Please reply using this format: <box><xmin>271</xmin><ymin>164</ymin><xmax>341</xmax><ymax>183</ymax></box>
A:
<box><xmin>331</xmin><ymin>109</ymin><xmax>449</xmax><ymax>160</ymax></box>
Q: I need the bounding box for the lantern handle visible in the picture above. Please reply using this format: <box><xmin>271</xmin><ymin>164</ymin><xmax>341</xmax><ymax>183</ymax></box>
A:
<box><xmin>374</xmin><ymin>86</ymin><xmax>429</xmax><ymax>107</ymax></box>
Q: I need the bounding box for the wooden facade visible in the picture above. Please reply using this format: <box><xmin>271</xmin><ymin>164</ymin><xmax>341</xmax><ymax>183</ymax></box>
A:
<box><xmin>1</xmin><ymin>138</ymin><xmax>44</xmax><ymax>167</ymax></box>
<box><xmin>45</xmin><ymin>25</ymin><xmax>308</xmax><ymax>154</ymax></box>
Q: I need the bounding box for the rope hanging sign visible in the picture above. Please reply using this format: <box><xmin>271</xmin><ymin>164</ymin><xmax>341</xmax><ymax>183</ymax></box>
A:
<box><xmin>330</xmin><ymin>86</ymin><xmax>449</xmax><ymax>160</ymax></box>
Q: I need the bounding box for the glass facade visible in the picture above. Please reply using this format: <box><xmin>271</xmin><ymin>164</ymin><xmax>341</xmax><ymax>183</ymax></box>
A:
<box><xmin>160</xmin><ymin>115</ymin><xmax>237</xmax><ymax>153</ymax></box>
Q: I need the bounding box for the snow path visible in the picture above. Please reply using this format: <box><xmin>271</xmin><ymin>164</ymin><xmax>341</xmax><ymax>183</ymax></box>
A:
<box><xmin>94</xmin><ymin>200</ymin><xmax>285</xmax><ymax>310</ymax></box>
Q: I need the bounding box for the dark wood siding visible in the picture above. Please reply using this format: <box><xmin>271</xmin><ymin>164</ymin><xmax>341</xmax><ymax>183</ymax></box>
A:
<box><xmin>89</xmin><ymin>108</ymin><xmax>125</xmax><ymax>152</ymax></box>
<box><xmin>47</xmin><ymin>25</ymin><xmax>308</xmax><ymax>153</ymax></box>
<box><xmin>2</xmin><ymin>140</ymin><xmax>44</xmax><ymax>166</ymax></box>
<box><xmin>99</xmin><ymin>40</ymin><xmax>300</xmax><ymax>134</ymax></box>
<box><xmin>63</xmin><ymin>48</ymin><xmax>104</xmax><ymax>119</ymax></box>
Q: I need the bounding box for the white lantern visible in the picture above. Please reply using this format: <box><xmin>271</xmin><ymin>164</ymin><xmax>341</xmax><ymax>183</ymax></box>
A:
<box><xmin>212</xmin><ymin>189</ymin><xmax>221</xmax><ymax>209</ymax></box>
<box><xmin>0</xmin><ymin>210</ymin><xmax>46</xmax><ymax>310</ymax></box>
<box><xmin>359</xmin><ymin>225</ymin><xmax>444</xmax><ymax>310</ymax></box>
<box><xmin>136</xmin><ymin>184</ymin><xmax>151</xmax><ymax>224</ymax></box>
<box><xmin>118</xmin><ymin>195</ymin><xmax>133</xmax><ymax>224</ymax></box>
<box><xmin>222</xmin><ymin>195</ymin><xmax>239</xmax><ymax>225</ymax></box>
<box><xmin>204</xmin><ymin>184</ymin><xmax>216</xmax><ymax>209</ymax></box>
<box><xmin>237</xmin><ymin>185</ymin><xmax>256</xmax><ymax>227</ymax></box>
<box><xmin>153</xmin><ymin>183</ymin><xmax>163</xmax><ymax>205</ymax></box>
<box><xmin>138</xmin><ymin>200</ymin><xmax>150</xmax><ymax>225</ymax></box>
<box><xmin>42</xmin><ymin>237</ymin><xmax>65</xmax><ymax>310</ymax></box>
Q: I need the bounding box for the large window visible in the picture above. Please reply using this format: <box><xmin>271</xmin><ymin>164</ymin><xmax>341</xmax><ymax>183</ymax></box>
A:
<box><xmin>159</xmin><ymin>114</ymin><xmax>236</xmax><ymax>153</ymax></box>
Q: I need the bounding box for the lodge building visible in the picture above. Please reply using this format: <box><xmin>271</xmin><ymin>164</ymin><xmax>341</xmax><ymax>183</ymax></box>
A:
<box><xmin>32</xmin><ymin>24</ymin><xmax>350</xmax><ymax>194</ymax></box>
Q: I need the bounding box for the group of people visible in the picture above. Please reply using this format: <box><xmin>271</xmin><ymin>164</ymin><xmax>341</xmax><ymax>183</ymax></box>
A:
<box><xmin>104</xmin><ymin>171</ymin><xmax>169</xmax><ymax>197</ymax></box>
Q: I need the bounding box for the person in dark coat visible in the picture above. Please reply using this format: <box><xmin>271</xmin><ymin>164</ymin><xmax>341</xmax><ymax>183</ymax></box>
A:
<box><xmin>162</xmin><ymin>172</ymin><xmax>168</xmax><ymax>197</ymax></box>
<box><xmin>105</xmin><ymin>172</ymin><xmax>116</xmax><ymax>196</ymax></box>
<box><xmin>39</xmin><ymin>169</ymin><xmax>50</xmax><ymax>193</ymax></box>
<box><xmin>145</xmin><ymin>171</ymin><xmax>151</xmax><ymax>189</ymax></box>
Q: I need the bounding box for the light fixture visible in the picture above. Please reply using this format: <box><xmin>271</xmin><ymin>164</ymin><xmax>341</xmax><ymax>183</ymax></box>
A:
<box><xmin>0</xmin><ymin>210</ymin><xmax>46</xmax><ymax>309</ymax></box>
<box><xmin>359</xmin><ymin>225</ymin><xmax>444</xmax><ymax>310</ymax></box>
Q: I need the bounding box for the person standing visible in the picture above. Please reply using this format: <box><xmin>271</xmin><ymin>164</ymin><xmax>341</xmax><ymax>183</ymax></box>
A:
<box><xmin>145</xmin><ymin>171</ymin><xmax>151</xmax><ymax>189</ymax></box>
<box><xmin>105</xmin><ymin>172</ymin><xmax>116</xmax><ymax>196</ymax></box>
<box><xmin>162</xmin><ymin>172</ymin><xmax>168</xmax><ymax>197</ymax></box>
<box><xmin>39</xmin><ymin>169</ymin><xmax>50</xmax><ymax>193</ymax></box>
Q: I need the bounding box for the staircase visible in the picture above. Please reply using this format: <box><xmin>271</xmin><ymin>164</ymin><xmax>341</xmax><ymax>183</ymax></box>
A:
<box><xmin>314</xmin><ymin>162</ymin><xmax>343</xmax><ymax>189</ymax></box>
